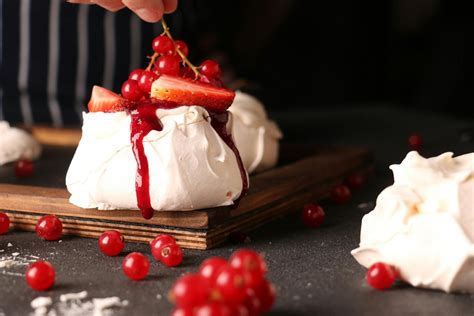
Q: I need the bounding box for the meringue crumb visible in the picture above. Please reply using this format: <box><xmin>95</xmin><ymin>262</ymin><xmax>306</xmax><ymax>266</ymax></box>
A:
<box><xmin>60</xmin><ymin>291</ymin><xmax>88</xmax><ymax>302</ymax></box>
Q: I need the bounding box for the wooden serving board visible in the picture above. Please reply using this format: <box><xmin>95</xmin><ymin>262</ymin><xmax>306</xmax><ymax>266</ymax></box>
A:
<box><xmin>0</xmin><ymin>133</ymin><xmax>373</xmax><ymax>249</ymax></box>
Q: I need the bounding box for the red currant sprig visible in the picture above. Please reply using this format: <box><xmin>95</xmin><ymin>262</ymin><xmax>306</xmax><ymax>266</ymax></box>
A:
<box><xmin>145</xmin><ymin>18</ymin><xmax>200</xmax><ymax>79</ymax></box>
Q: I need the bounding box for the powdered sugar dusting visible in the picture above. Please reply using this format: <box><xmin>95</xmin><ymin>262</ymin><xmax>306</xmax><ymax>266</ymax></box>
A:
<box><xmin>28</xmin><ymin>291</ymin><xmax>129</xmax><ymax>316</ymax></box>
<box><xmin>0</xmin><ymin>252</ymin><xmax>41</xmax><ymax>277</ymax></box>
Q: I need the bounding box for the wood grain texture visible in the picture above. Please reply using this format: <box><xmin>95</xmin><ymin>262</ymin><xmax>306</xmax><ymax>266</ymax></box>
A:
<box><xmin>0</xmin><ymin>146</ymin><xmax>373</xmax><ymax>249</ymax></box>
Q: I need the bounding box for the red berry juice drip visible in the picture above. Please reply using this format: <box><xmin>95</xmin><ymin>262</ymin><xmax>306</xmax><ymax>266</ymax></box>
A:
<box><xmin>129</xmin><ymin>99</ymin><xmax>177</xmax><ymax>219</ymax></box>
<box><xmin>209</xmin><ymin>111</ymin><xmax>248</xmax><ymax>206</ymax></box>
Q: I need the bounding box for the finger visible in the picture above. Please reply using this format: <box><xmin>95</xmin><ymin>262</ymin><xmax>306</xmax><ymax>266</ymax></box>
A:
<box><xmin>162</xmin><ymin>0</ymin><xmax>178</xmax><ymax>13</ymax></box>
<box><xmin>122</xmin><ymin>0</ymin><xmax>164</xmax><ymax>23</ymax></box>
<box><xmin>94</xmin><ymin>0</ymin><xmax>125</xmax><ymax>12</ymax></box>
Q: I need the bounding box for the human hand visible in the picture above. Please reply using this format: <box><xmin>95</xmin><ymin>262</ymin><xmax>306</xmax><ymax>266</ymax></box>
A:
<box><xmin>67</xmin><ymin>0</ymin><xmax>178</xmax><ymax>22</ymax></box>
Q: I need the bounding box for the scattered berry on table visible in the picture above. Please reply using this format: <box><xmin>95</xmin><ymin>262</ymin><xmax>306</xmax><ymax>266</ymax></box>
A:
<box><xmin>330</xmin><ymin>184</ymin><xmax>352</xmax><ymax>204</ymax></box>
<box><xmin>15</xmin><ymin>159</ymin><xmax>34</xmax><ymax>178</ymax></box>
<box><xmin>0</xmin><ymin>212</ymin><xmax>10</xmax><ymax>235</ymax></box>
<box><xmin>408</xmin><ymin>133</ymin><xmax>423</xmax><ymax>150</ymax></box>
<box><xmin>366</xmin><ymin>262</ymin><xmax>398</xmax><ymax>290</ymax></box>
<box><xmin>160</xmin><ymin>243</ymin><xmax>183</xmax><ymax>267</ymax></box>
<box><xmin>35</xmin><ymin>215</ymin><xmax>63</xmax><ymax>241</ymax></box>
<box><xmin>345</xmin><ymin>173</ymin><xmax>364</xmax><ymax>189</ymax></box>
<box><xmin>302</xmin><ymin>204</ymin><xmax>325</xmax><ymax>228</ymax></box>
<box><xmin>25</xmin><ymin>261</ymin><xmax>55</xmax><ymax>291</ymax></box>
<box><xmin>150</xmin><ymin>234</ymin><xmax>176</xmax><ymax>261</ymax></box>
<box><xmin>98</xmin><ymin>230</ymin><xmax>125</xmax><ymax>256</ymax></box>
<box><xmin>122</xmin><ymin>252</ymin><xmax>150</xmax><ymax>281</ymax></box>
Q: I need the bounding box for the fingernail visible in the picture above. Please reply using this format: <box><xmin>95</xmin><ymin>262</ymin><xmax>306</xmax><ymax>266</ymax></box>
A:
<box><xmin>135</xmin><ymin>8</ymin><xmax>161</xmax><ymax>23</ymax></box>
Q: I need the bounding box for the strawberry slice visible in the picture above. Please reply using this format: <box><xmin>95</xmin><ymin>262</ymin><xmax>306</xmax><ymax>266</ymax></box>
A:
<box><xmin>151</xmin><ymin>75</ymin><xmax>235</xmax><ymax>112</ymax></box>
<box><xmin>88</xmin><ymin>85</ymin><xmax>127</xmax><ymax>113</ymax></box>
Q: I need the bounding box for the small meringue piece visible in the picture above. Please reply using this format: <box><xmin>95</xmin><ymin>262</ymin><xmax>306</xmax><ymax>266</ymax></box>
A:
<box><xmin>351</xmin><ymin>151</ymin><xmax>474</xmax><ymax>293</ymax></box>
<box><xmin>0</xmin><ymin>121</ymin><xmax>41</xmax><ymax>165</ymax></box>
<box><xmin>228</xmin><ymin>92</ymin><xmax>282</xmax><ymax>174</ymax></box>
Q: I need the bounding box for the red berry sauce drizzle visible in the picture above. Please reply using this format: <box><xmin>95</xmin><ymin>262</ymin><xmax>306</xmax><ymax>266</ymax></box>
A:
<box><xmin>122</xmin><ymin>18</ymin><xmax>247</xmax><ymax>219</ymax></box>
<box><xmin>129</xmin><ymin>99</ymin><xmax>176</xmax><ymax>219</ymax></box>
<box><xmin>208</xmin><ymin>111</ymin><xmax>248</xmax><ymax>206</ymax></box>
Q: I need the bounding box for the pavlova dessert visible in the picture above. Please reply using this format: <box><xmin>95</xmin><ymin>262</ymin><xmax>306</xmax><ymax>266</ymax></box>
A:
<box><xmin>67</xmin><ymin>20</ymin><xmax>282</xmax><ymax>219</ymax></box>
<box><xmin>0</xmin><ymin>121</ymin><xmax>41</xmax><ymax>166</ymax></box>
<box><xmin>229</xmin><ymin>92</ymin><xmax>282</xmax><ymax>174</ymax></box>
<box><xmin>352</xmin><ymin>151</ymin><xmax>474</xmax><ymax>293</ymax></box>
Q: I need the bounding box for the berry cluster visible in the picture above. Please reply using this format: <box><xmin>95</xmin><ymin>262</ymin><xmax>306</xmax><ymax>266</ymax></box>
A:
<box><xmin>120</xmin><ymin>19</ymin><xmax>223</xmax><ymax>104</ymax></box>
<box><xmin>97</xmin><ymin>231</ymin><xmax>184</xmax><ymax>281</ymax></box>
<box><xmin>170</xmin><ymin>249</ymin><xmax>275</xmax><ymax>316</ymax></box>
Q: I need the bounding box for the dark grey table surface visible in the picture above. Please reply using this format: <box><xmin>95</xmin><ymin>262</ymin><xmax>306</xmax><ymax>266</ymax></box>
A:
<box><xmin>1</xmin><ymin>105</ymin><xmax>473</xmax><ymax>316</ymax></box>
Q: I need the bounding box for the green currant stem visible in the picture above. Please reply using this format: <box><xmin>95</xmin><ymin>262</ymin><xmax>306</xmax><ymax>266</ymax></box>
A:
<box><xmin>160</xmin><ymin>18</ymin><xmax>201</xmax><ymax>79</ymax></box>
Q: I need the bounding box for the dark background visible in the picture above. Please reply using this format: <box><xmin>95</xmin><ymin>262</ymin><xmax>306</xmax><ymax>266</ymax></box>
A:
<box><xmin>180</xmin><ymin>0</ymin><xmax>473</xmax><ymax>118</ymax></box>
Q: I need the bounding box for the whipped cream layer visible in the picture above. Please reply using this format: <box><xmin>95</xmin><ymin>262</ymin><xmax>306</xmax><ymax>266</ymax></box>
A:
<box><xmin>228</xmin><ymin>92</ymin><xmax>282</xmax><ymax>174</ymax></box>
<box><xmin>66</xmin><ymin>106</ymin><xmax>244</xmax><ymax>211</ymax></box>
<box><xmin>352</xmin><ymin>151</ymin><xmax>474</xmax><ymax>293</ymax></box>
<box><xmin>0</xmin><ymin>121</ymin><xmax>42</xmax><ymax>165</ymax></box>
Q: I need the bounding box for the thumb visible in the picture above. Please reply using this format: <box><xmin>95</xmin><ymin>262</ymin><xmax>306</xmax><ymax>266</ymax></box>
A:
<box><xmin>122</xmin><ymin>0</ymin><xmax>164</xmax><ymax>23</ymax></box>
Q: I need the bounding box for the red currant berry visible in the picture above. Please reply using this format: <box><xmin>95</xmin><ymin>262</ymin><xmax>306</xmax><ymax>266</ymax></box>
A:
<box><xmin>345</xmin><ymin>173</ymin><xmax>364</xmax><ymax>189</ymax></box>
<box><xmin>121</xmin><ymin>79</ymin><xmax>143</xmax><ymax>101</ymax></box>
<box><xmin>200</xmin><ymin>60</ymin><xmax>221</xmax><ymax>79</ymax></box>
<box><xmin>151</xmin><ymin>234</ymin><xmax>176</xmax><ymax>261</ymax></box>
<box><xmin>180</xmin><ymin>66</ymin><xmax>195</xmax><ymax>79</ymax></box>
<box><xmin>254</xmin><ymin>279</ymin><xmax>275</xmax><ymax>313</ymax></box>
<box><xmin>25</xmin><ymin>261</ymin><xmax>55</xmax><ymax>291</ymax></box>
<box><xmin>199</xmin><ymin>257</ymin><xmax>227</xmax><ymax>282</ymax></box>
<box><xmin>138</xmin><ymin>70</ymin><xmax>159</xmax><ymax>94</ymax></box>
<box><xmin>15</xmin><ymin>159</ymin><xmax>34</xmax><ymax>178</ymax></box>
<box><xmin>330</xmin><ymin>184</ymin><xmax>352</xmax><ymax>204</ymax></box>
<box><xmin>98</xmin><ymin>230</ymin><xmax>125</xmax><ymax>256</ymax></box>
<box><xmin>152</xmin><ymin>35</ymin><xmax>174</xmax><ymax>54</ymax></box>
<box><xmin>214</xmin><ymin>266</ymin><xmax>247</xmax><ymax>304</ymax></box>
<box><xmin>129</xmin><ymin>68</ymin><xmax>144</xmax><ymax>81</ymax></box>
<box><xmin>231</xmin><ymin>304</ymin><xmax>251</xmax><ymax>316</ymax></box>
<box><xmin>195</xmin><ymin>303</ymin><xmax>232</xmax><ymax>316</ymax></box>
<box><xmin>35</xmin><ymin>215</ymin><xmax>63</xmax><ymax>241</ymax></box>
<box><xmin>175</xmin><ymin>40</ymin><xmax>189</xmax><ymax>57</ymax></box>
<box><xmin>228</xmin><ymin>232</ymin><xmax>251</xmax><ymax>244</ymax></box>
<box><xmin>122</xmin><ymin>252</ymin><xmax>150</xmax><ymax>281</ymax></box>
<box><xmin>171</xmin><ymin>308</ymin><xmax>194</xmax><ymax>316</ymax></box>
<box><xmin>156</xmin><ymin>55</ymin><xmax>181</xmax><ymax>76</ymax></box>
<box><xmin>229</xmin><ymin>250</ymin><xmax>267</xmax><ymax>289</ymax></box>
<box><xmin>408</xmin><ymin>133</ymin><xmax>422</xmax><ymax>150</ymax></box>
<box><xmin>172</xmin><ymin>274</ymin><xmax>210</xmax><ymax>308</ymax></box>
<box><xmin>160</xmin><ymin>243</ymin><xmax>183</xmax><ymax>267</ymax></box>
<box><xmin>243</xmin><ymin>288</ymin><xmax>262</xmax><ymax>316</ymax></box>
<box><xmin>367</xmin><ymin>262</ymin><xmax>398</xmax><ymax>290</ymax></box>
<box><xmin>199</xmin><ymin>75</ymin><xmax>224</xmax><ymax>88</ymax></box>
<box><xmin>302</xmin><ymin>204</ymin><xmax>325</xmax><ymax>228</ymax></box>
<box><xmin>0</xmin><ymin>212</ymin><xmax>10</xmax><ymax>235</ymax></box>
